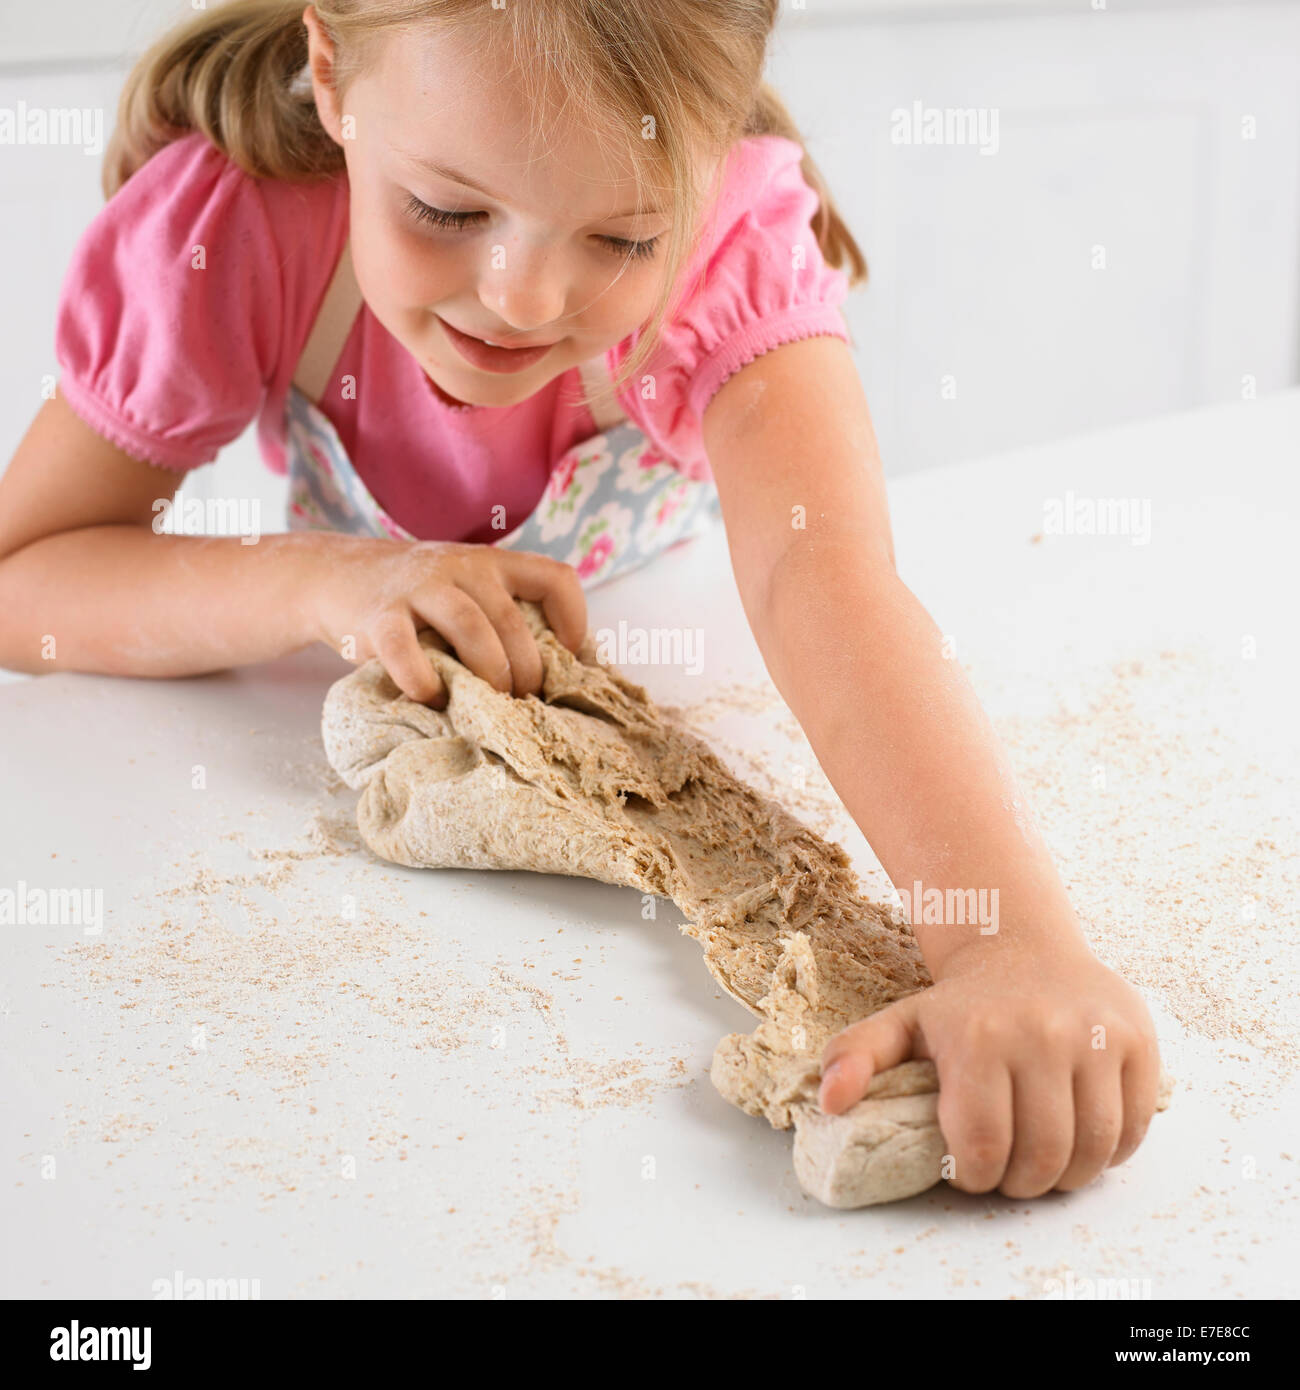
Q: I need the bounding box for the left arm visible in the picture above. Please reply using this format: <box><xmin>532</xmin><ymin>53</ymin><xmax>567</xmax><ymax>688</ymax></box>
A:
<box><xmin>702</xmin><ymin>335</ymin><xmax>1160</xmax><ymax>1198</ymax></box>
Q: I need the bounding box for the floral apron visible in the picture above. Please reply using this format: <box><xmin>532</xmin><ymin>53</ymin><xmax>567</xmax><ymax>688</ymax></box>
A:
<box><xmin>284</xmin><ymin>241</ymin><xmax>722</xmax><ymax>588</ymax></box>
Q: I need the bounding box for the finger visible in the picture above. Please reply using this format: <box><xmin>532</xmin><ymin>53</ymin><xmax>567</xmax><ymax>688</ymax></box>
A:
<box><xmin>1054</xmin><ymin>1058</ymin><xmax>1124</xmax><ymax>1191</ymax></box>
<box><xmin>411</xmin><ymin>586</ymin><xmax>512</xmax><ymax>693</ymax></box>
<box><xmin>999</xmin><ymin>1062</ymin><xmax>1075</xmax><ymax>1199</ymax></box>
<box><xmin>370</xmin><ymin>613</ymin><xmax>445</xmax><ymax>706</ymax></box>
<box><xmin>818</xmin><ymin>995</ymin><xmax>920</xmax><ymax>1114</ymax></box>
<box><xmin>453</xmin><ymin>576</ymin><xmax>544</xmax><ymax>697</ymax></box>
<box><xmin>1111</xmin><ymin>1040</ymin><xmax>1160</xmax><ymax>1168</ymax></box>
<box><xmin>937</xmin><ymin>1057</ymin><xmax>1013</xmax><ymax>1195</ymax></box>
<box><xmin>494</xmin><ymin>549</ymin><xmax>587</xmax><ymax>651</ymax></box>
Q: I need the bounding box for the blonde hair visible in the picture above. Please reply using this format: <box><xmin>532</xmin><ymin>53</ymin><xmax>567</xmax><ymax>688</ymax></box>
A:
<box><xmin>105</xmin><ymin>0</ymin><xmax>867</xmax><ymax>407</ymax></box>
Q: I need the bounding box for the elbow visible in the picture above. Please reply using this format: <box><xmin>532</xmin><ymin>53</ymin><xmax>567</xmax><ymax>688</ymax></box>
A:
<box><xmin>757</xmin><ymin>527</ymin><xmax>899</xmax><ymax>625</ymax></box>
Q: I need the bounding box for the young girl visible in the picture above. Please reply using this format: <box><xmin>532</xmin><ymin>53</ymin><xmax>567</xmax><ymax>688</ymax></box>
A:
<box><xmin>0</xmin><ymin>0</ymin><xmax>1160</xmax><ymax>1200</ymax></box>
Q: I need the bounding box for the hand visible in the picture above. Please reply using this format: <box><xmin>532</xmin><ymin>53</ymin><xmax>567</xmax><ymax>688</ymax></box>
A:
<box><xmin>817</xmin><ymin>937</ymin><xmax>1161</xmax><ymax>1197</ymax></box>
<box><xmin>304</xmin><ymin>536</ymin><xmax>586</xmax><ymax>706</ymax></box>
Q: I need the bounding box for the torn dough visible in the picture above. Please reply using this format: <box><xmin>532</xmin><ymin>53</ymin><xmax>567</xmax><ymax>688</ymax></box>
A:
<box><xmin>321</xmin><ymin>601</ymin><xmax>1165</xmax><ymax>1208</ymax></box>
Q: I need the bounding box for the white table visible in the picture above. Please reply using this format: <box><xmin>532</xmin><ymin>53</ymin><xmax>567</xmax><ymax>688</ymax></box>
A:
<box><xmin>3</xmin><ymin>391</ymin><xmax>1297</xmax><ymax>1299</ymax></box>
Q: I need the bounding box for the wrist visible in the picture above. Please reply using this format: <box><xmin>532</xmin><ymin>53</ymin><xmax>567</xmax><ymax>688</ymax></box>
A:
<box><xmin>930</xmin><ymin>915</ymin><xmax>1093</xmax><ymax>981</ymax></box>
<box><xmin>272</xmin><ymin>531</ymin><xmax>347</xmax><ymax>650</ymax></box>
<box><xmin>897</xmin><ymin>865</ymin><xmax>1087</xmax><ymax>977</ymax></box>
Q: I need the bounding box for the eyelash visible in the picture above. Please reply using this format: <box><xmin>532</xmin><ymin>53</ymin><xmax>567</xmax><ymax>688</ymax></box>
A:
<box><xmin>404</xmin><ymin>195</ymin><xmax>660</xmax><ymax>260</ymax></box>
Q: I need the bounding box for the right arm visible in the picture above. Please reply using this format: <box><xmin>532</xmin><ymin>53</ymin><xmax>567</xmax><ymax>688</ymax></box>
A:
<box><xmin>0</xmin><ymin>394</ymin><xmax>585</xmax><ymax>704</ymax></box>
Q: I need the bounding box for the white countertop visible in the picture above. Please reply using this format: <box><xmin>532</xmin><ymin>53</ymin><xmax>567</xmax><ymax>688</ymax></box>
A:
<box><xmin>3</xmin><ymin>390</ymin><xmax>1297</xmax><ymax>1299</ymax></box>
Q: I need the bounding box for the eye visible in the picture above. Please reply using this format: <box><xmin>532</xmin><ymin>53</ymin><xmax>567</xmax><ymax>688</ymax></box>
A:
<box><xmin>598</xmin><ymin>235</ymin><xmax>660</xmax><ymax>261</ymax></box>
<box><xmin>405</xmin><ymin>194</ymin><xmax>659</xmax><ymax>260</ymax></box>
<box><xmin>405</xmin><ymin>195</ymin><xmax>484</xmax><ymax>230</ymax></box>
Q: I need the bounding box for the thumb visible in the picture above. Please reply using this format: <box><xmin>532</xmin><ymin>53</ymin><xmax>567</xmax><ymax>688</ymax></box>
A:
<box><xmin>818</xmin><ymin>995</ymin><xmax>923</xmax><ymax>1115</ymax></box>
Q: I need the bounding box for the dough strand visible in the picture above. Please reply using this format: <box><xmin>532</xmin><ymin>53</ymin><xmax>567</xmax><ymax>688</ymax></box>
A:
<box><xmin>322</xmin><ymin>600</ymin><xmax>1165</xmax><ymax>1208</ymax></box>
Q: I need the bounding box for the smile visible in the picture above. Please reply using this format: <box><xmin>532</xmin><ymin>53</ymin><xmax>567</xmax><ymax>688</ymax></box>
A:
<box><xmin>437</xmin><ymin>316</ymin><xmax>557</xmax><ymax>374</ymax></box>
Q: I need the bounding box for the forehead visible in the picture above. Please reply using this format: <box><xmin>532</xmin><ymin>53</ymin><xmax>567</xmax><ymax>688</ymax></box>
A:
<box><xmin>363</xmin><ymin>23</ymin><xmax>669</xmax><ymax>221</ymax></box>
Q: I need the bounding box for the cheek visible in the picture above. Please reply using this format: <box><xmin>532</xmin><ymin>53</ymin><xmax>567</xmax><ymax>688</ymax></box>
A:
<box><xmin>591</xmin><ymin>262</ymin><xmax>664</xmax><ymax>335</ymax></box>
<box><xmin>350</xmin><ymin>200</ymin><xmax>462</xmax><ymax>312</ymax></box>
<box><xmin>385</xmin><ymin>228</ymin><xmax>464</xmax><ymax>309</ymax></box>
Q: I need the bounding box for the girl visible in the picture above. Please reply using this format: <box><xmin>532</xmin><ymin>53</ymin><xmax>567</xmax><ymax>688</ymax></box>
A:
<box><xmin>0</xmin><ymin>0</ymin><xmax>1160</xmax><ymax>1200</ymax></box>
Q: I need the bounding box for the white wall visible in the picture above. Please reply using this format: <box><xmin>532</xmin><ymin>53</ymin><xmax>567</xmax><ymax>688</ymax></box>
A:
<box><xmin>771</xmin><ymin>0</ymin><xmax>1300</xmax><ymax>470</ymax></box>
<box><xmin>2</xmin><ymin>0</ymin><xmax>1298</xmax><ymax>490</ymax></box>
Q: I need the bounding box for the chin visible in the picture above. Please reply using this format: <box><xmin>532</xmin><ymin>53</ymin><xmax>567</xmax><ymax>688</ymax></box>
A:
<box><xmin>428</xmin><ymin>362</ymin><xmax>555</xmax><ymax>408</ymax></box>
<box><xmin>444</xmin><ymin>373</ymin><xmax>522</xmax><ymax>404</ymax></box>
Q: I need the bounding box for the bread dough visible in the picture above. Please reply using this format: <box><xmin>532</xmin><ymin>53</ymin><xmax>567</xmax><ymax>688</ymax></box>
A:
<box><xmin>321</xmin><ymin>600</ymin><xmax>941</xmax><ymax>1205</ymax></box>
<box><xmin>320</xmin><ymin>601</ymin><xmax>1160</xmax><ymax>1208</ymax></box>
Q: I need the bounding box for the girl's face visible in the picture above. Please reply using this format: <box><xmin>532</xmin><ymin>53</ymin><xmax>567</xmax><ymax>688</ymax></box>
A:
<box><xmin>308</xmin><ymin>18</ymin><xmax>695</xmax><ymax>409</ymax></box>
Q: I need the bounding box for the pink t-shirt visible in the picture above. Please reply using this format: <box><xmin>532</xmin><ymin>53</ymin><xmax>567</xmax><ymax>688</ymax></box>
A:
<box><xmin>55</xmin><ymin>130</ymin><xmax>850</xmax><ymax>543</ymax></box>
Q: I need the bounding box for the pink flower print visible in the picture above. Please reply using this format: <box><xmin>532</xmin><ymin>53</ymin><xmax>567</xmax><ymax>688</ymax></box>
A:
<box><xmin>550</xmin><ymin>452</ymin><xmax>581</xmax><ymax>499</ymax></box>
<box><xmin>538</xmin><ymin>448</ymin><xmax>611</xmax><ymax>543</ymax></box>
<box><xmin>288</xmin><ymin>495</ymin><xmax>326</xmax><ymax>529</ymax></box>
<box><xmin>568</xmin><ymin>501</ymin><xmax>632</xmax><ymax>578</ymax></box>
<box><xmin>308</xmin><ymin>443</ymin><xmax>335</xmax><ymax>480</ymax></box>
<box><xmin>655</xmin><ymin>483</ymin><xmax>687</xmax><ymax>528</ymax></box>
<box><xmin>576</xmin><ymin>530</ymin><xmax>615</xmax><ymax>580</ymax></box>
<box><xmin>615</xmin><ymin>440</ymin><xmax>674</xmax><ymax>495</ymax></box>
<box><xmin>376</xmin><ymin>511</ymin><xmax>407</xmax><ymax>540</ymax></box>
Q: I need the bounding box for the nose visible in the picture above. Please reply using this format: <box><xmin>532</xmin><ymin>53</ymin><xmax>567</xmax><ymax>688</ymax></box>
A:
<box><xmin>479</xmin><ymin>239</ymin><xmax>568</xmax><ymax>334</ymax></box>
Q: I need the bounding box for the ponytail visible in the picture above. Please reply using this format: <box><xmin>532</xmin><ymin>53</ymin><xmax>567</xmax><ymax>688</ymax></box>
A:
<box><xmin>102</xmin><ymin>0</ymin><xmax>336</xmax><ymax>198</ymax></box>
<box><xmin>745</xmin><ymin>82</ymin><xmax>868</xmax><ymax>287</ymax></box>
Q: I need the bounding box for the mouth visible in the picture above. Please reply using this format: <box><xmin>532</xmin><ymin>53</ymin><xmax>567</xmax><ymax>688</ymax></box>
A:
<box><xmin>437</xmin><ymin>316</ymin><xmax>558</xmax><ymax>374</ymax></box>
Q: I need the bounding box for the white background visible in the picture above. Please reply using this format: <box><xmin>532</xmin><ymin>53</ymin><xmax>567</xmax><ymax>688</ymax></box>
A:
<box><xmin>2</xmin><ymin>2</ymin><xmax>1297</xmax><ymax>1300</ymax></box>
<box><xmin>2</xmin><ymin>0</ymin><xmax>1298</xmax><ymax>493</ymax></box>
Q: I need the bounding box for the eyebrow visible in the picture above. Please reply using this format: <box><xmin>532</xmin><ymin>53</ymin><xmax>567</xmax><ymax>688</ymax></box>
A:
<box><xmin>404</xmin><ymin>155</ymin><xmax>665</xmax><ymax>220</ymax></box>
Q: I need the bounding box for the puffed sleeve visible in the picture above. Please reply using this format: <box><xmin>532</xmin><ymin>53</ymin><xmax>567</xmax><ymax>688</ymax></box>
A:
<box><xmin>54</xmin><ymin>132</ymin><xmax>284</xmax><ymax>470</ymax></box>
<box><xmin>616</xmin><ymin>135</ymin><xmax>853</xmax><ymax>482</ymax></box>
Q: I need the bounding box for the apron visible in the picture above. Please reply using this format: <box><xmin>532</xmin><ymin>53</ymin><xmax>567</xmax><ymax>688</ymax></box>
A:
<box><xmin>284</xmin><ymin>241</ymin><xmax>722</xmax><ymax>589</ymax></box>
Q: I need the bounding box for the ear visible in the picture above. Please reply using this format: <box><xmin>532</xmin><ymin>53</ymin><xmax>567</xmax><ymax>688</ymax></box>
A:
<box><xmin>302</xmin><ymin>5</ymin><xmax>345</xmax><ymax>145</ymax></box>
